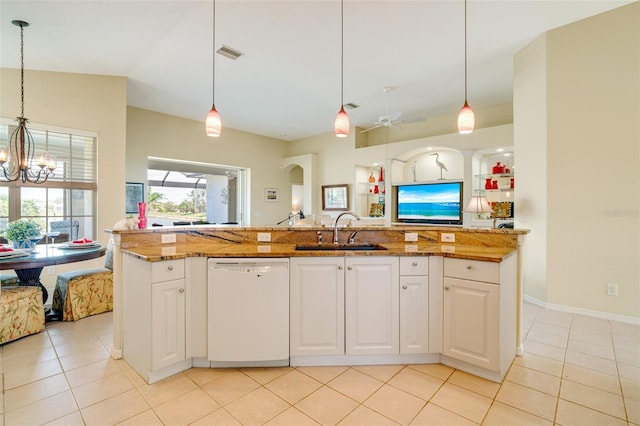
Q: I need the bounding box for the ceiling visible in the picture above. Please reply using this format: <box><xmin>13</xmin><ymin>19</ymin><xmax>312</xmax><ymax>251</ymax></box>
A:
<box><xmin>0</xmin><ymin>0</ymin><xmax>632</xmax><ymax>141</ymax></box>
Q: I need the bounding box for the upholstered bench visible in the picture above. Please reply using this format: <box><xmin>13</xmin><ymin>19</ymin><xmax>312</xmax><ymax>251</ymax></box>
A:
<box><xmin>0</xmin><ymin>286</ymin><xmax>45</xmax><ymax>344</ymax></box>
<box><xmin>52</xmin><ymin>241</ymin><xmax>114</xmax><ymax>321</ymax></box>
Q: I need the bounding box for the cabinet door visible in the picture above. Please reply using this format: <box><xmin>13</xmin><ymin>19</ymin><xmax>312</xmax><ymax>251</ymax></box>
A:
<box><xmin>443</xmin><ymin>277</ymin><xmax>498</xmax><ymax>370</ymax></box>
<box><xmin>345</xmin><ymin>257</ymin><xmax>399</xmax><ymax>355</ymax></box>
<box><xmin>400</xmin><ymin>275</ymin><xmax>429</xmax><ymax>354</ymax></box>
<box><xmin>152</xmin><ymin>279</ymin><xmax>186</xmax><ymax>370</ymax></box>
<box><xmin>290</xmin><ymin>258</ymin><xmax>344</xmax><ymax>356</ymax></box>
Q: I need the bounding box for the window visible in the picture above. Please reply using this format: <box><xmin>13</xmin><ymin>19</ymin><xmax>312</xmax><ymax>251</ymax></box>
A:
<box><xmin>146</xmin><ymin>157</ymin><xmax>248</xmax><ymax>226</ymax></box>
<box><xmin>0</xmin><ymin>119</ymin><xmax>97</xmax><ymax>241</ymax></box>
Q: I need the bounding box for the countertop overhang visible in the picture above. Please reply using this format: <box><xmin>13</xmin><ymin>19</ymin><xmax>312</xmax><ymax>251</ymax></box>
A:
<box><xmin>121</xmin><ymin>242</ymin><xmax>515</xmax><ymax>263</ymax></box>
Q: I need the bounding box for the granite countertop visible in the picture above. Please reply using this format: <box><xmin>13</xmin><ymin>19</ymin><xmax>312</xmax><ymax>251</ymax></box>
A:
<box><xmin>121</xmin><ymin>241</ymin><xmax>516</xmax><ymax>263</ymax></box>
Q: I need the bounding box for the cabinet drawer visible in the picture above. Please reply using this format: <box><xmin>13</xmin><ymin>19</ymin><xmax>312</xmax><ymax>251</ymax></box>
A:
<box><xmin>151</xmin><ymin>259</ymin><xmax>184</xmax><ymax>283</ymax></box>
<box><xmin>444</xmin><ymin>258</ymin><xmax>499</xmax><ymax>284</ymax></box>
<box><xmin>399</xmin><ymin>257</ymin><xmax>429</xmax><ymax>276</ymax></box>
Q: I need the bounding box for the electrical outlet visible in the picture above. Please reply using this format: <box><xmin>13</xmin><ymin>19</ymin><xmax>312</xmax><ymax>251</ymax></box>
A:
<box><xmin>405</xmin><ymin>232</ymin><xmax>418</xmax><ymax>242</ymax></box>
<box><xmin>606</xmin><ymin>283</ymin><xmax>618</xmax><ymax>296</ymax></box>
<box><xmin>257</xmin><ymin>232</ymin><xmax>271</xmax><ymax>242</ymax></box>
<box><xmin>161</xmin><ymin>233</ymin><xmax>176</xmax><ymax>244</ymax></box>
<box><xmin>441</xmin><ymin>233</ymin><xmax>455</xmax><ymax>243</ymax></box>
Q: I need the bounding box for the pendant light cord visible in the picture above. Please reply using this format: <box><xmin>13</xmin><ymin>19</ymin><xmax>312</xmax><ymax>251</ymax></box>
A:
<box><xmin>463</xmin><ymin>0</ymin><xmax>468</xmax><ymax>101</ymax></box>
<box><xmin>19</xmin><ymin>22</ymin><xmax>25</xmax><ymax>119</ymax></box>
<box><xmin>340</xmin><ymin>0</ymin><xmax>344</xmax><ymax>106</ymax></box>
<box><xmin>212</xmin><ymin>0</ymin><xmax>216</xmax><ymax>105</ymax></box>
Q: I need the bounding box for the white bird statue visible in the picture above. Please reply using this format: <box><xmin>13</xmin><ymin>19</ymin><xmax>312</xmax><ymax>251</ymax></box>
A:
<box><xmin>430</xmin><ymin>153</ymin><xmax>447</xmax><ymax>179</ymax></box>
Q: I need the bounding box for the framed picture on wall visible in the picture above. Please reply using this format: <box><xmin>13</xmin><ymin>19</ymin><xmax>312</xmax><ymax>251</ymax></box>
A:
<box><xmin>125</xmin><ymin>182</ymin><xmax>144</xmax><ymax>214</ymax></box>
<box><xmin>322</xmin><ymin>184</ymin><xmax>349</xmax><ymax>211</ymax></box>
<box><xmin>265</xmin><ymin>188</ymin><xmax>279</xmax><ymax>202</ymax></box>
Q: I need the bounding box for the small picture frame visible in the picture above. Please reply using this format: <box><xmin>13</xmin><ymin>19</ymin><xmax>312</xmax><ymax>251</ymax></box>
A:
<box><xmin>322</xmin><ymin>184</ymin><xmax>349</xmax><ymax>211</ymax></box>
<box><xmin>125</xmin><ymin>182</ymin><xmax>144</xmax><ymax>214</ymax></box>
<box><xmin>265</xmin><ymin>188</ymin><xmax>279</xmax><ymax>202</ymax></box>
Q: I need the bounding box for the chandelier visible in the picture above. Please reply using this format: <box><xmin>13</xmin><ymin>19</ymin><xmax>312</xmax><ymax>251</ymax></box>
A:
<box><xmin>1</xmin><ymin>20</ymin><xmax>55</xmax><ymax>184</ymax></box>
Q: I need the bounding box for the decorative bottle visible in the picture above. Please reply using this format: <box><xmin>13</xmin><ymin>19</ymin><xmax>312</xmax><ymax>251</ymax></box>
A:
<box><xmin>378</xmin><ymin>167</ymin><xmax>384</xmax><ymax>183</ymax></box>
<box><xmin>368</xmin><ymin>172</ymin><xmax>375</xmax><ymax>182</ymax></box>
<box><xmin>137</xmin><ymin>201</ymin><xmax>147</xmax><ymax>229</ymax></box>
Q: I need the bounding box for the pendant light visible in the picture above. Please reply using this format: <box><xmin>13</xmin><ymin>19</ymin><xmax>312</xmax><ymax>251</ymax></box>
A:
<box><xmin>206</xmin><ymin>0</ymin><xmax>221</xmax><ymax>137</ymax></box>
<box><xmin>334</xmin><ymin>0</ymin><xmax>349</xmax><ymax>137</ymax></box>
<box><xmin>457</xmin><ymin>0</ymin><xmax>475</xmax><ymax>134</ymax></box>
<box><xmin>0</xmin><ymin>20</ymin><xmax>55</xmax><ymax>184</ymax></box>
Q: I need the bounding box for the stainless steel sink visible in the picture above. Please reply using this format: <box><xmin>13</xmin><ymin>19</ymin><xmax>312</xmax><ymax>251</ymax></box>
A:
<box><xmin>295</xmin><ymin>243</ymin><xmax>387</xmax><ymax>251</ymax></box>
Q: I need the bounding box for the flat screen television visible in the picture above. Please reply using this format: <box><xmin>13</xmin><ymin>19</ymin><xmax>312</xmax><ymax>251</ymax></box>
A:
<box><xmin>394</xmin><ymin>181</ymin><xmax>463</xmax><ymax>225</ymax></box>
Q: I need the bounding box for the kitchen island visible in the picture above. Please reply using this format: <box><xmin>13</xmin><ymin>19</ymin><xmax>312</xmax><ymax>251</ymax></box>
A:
<box><xmin>112</xmin><ymin>225</ymin><xmax>527</xmax><ymax>383</ymax></box>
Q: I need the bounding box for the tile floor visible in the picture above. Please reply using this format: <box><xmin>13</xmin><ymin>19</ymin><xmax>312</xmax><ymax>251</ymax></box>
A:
<box><xmin>1</xmin><ymin>302</ymin><xmax>638</xmax><ymax>425</ymax></box>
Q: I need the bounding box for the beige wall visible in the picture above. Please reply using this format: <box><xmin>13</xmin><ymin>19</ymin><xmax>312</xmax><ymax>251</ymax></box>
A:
<box><xmin>0</xmin><ymin>68</ymin><xmax>127</xmax><ymax>296</ymax></box>
<box><xmin>515</xmin><ymin>2</ymin><xmax>640</xmax><ymax>319</ymax></box>
<box><xmin>126</xmin><ymin>107</ymin><xmax>290</xmax><ymax>226</ymax></box>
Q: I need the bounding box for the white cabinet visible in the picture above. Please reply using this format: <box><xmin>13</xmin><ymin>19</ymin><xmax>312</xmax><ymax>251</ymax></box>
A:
<box><xmin>151</xmin><ymin>278</ymin><xmax>186</xmax><ymax>370</ymax></box>
<box><xmin>399</xmin><ymin>257</ymin><xmax>429</xmax><ymax>354</ymax></box>
<box><xmin>345</xmin><ymin>257</ymin><xmax>399</xmax><ymax>355</ymax></box>
<box><xmin>290</xmin><ymin>257</ymin><xmax>344</xmax><ymax>356</ymax></box>
<box><xmin>122</xmin><ymin>256</ymin><xmax>193</xmax><ymax>383</ymax></box>
<box><xmin>442</xmin><ymin>256</ymin><xmax>516</xmax><ymax>381</ymax></box>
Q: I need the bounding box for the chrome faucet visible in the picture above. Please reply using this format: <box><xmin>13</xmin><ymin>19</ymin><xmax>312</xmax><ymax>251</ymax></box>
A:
<box><xmin>333</xmin><ymin>211</ymin><xmax>360</xmax><ymax>244</ymax></box>
<box><xmin>348</xmin><ymin>230</ymin><xmax>360</xmax><ymax>245</ymax></box>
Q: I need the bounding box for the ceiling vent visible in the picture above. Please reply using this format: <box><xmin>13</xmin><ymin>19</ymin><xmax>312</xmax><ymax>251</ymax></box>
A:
<box><xmin>217</xmin><ymin>45</ymin><xmax>244</xmax><ymax>60</ymax></box>
<box><xmin>345</xmin><ymin>102</ymin><xmax>359</xmax><ymax>109</ymax></box>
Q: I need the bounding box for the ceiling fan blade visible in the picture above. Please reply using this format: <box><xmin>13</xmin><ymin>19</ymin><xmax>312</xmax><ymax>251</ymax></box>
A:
<box><xmin>360</xmin><ymin>124</ymin><xmax>385</xmax><ymax>133</ymax></box>
<box><xmin>389</xmin><ymin>111</ymin><xmax>402</xmax><ymax>122</ymax></box>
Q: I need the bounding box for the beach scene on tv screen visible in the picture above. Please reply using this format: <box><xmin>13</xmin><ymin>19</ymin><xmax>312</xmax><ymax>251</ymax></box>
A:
<box><xmin>397</xmin><ymin>183</ymin><xmax>461</xmax><ymax>220</ymax></box>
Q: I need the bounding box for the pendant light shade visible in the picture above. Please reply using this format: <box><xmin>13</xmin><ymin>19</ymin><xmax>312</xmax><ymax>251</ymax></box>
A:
<box><xmin>457</xmin><ymin>0</ymin><xmax>474</xmax><ymax>135</ymax></box>
<box><xmin>206</xmin><ymin>104</ymin><xmax>221</xmax><ymax>137</ymax></box>
<box><xmin>457</xmin><ymin>101</ymin><xmax>475</xmax><ymax>134</ymax></box>
<box><xmin>335</xmin><ymin>106</ymin><xmax>350</xmax><ymax>137</ymax></box>
<box><xmin>334</xmin><ymin>0</ymin><xmax>349</xmax><ymax>138</ymax></box>
<box><xmin>206</xmin><ymin>0</ymin><xmax>221</xmax><ymax>137</ymax></box>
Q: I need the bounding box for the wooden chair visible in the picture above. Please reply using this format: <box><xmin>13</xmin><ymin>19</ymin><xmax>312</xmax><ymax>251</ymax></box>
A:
<box><xmin>52</xmin><ymin>239</ymin><xmax>114</xmax><ymax>321</ymax></box>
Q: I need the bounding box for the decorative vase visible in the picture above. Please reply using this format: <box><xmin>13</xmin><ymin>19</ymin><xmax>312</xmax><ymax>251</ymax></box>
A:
<box><xmin>137</xmin><ymin>201</ymin><xmax>147</xmax><ymax>229</ymax></box>
<box><xmin>368</xmin><ymin>172</ymin><xmax>375</xmax><ymax>183</ymax></box>
<box><xmin>378</xmin><ymin>167</ymin><xmax>384</xmax><ymax>183</ymax></box>
<box><xmin>11</xmin><ymin>238</ymin><xmax>39</xmax><ymax>252</ymax></box>
<box><xmin>492</xmin><ymin>162</ymin><xmax>505</xmax><ymax>174</ymax></box>
<box><xmin>484</xmin><ymin>178</ymin><xmax>493</xmax><ymax>190</ymax></box>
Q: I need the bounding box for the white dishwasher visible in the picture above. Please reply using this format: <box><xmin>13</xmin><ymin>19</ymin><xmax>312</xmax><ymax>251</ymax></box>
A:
<box><xmin>207</xmin><ymin>258</ymin><xmax>289</xmax><ymax>367</ymax></box>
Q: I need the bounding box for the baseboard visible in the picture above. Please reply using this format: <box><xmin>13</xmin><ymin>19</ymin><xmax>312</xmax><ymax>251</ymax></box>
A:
<box><xmin>524</xmin><ymin>294</ymin><xmax>640</xmax><ymax>325</ymax></box>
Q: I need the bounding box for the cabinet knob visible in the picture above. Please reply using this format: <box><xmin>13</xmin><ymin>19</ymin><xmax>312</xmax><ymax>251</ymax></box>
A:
<box><xmin>168</xmin><ymin>265</ymin><xmax>174</xmax><ymax>271</ymax></box>
<box><xmin>179</xmin><ymin>288</ymin><xmax>184</xmax><ymax>293</ymax></box>
<box><xmin>444</xmin><ymin>286</ymin><xmax>450</xmax><ymax>291</ymax></box>
<box><xmin>347</xmin><ymin>266</ymin><xmax>352</xmax><ymax>271</ymax></box>
<box><xmin>466</xmin><ymin>265</ymin><xmax>472</xmax><ymax>270</ymax></box>
<box><xmin>402</xmin><ymin>285</ymin><xmax>408</xmax><ymax>289</ymax></box>
<box><xmin>412</xmin><ymin>262</ymin><xmax>418</xmax><ymax>267</ymax></box>
<box><xmin>338</xmin><ymin>266</ymin><xmax>343</xmax><ymax>270</ymax></box>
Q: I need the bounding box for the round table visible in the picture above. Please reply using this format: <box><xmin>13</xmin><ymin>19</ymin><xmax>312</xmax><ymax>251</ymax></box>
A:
<box><xmin>0</xmin><ymin>243</ymin><xmax>107</xmax><ymax>306</ymax></box>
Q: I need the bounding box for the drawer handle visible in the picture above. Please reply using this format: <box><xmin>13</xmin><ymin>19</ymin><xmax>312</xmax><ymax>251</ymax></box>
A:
<box><xmin>179</xmin><ymin>288</ymin><xmax>184</xmax><ymax>293</ymax></box>
<box><xmin>444</xmin><ymin>286</ymin><xmax>450</xmax><ymax>291</ymax></box>
<box><xmin>466</xmin><ymin>265</ymin><xmax>472</xmax><ymax>270</ymax></box>
<box><xmin>168</xmin><ymin>265</ymin><xmax>174</xmax><ymax>271</ymax></box>
<box><xmin>412</xmin><ymin>262</ymin><xmax>418</xmax><ymax>267</ymax></box>
<box><xmin>338</xmin><ymin>266</ymin><xmax>343</xmax><ymax>270</ymax></box>
<box><xmin>402</xmin><ymin>285</ymin><xmax>408</xmax><ymax>290</ymax></box>
<box><xmin>347</xmin><ymin>266</ymin><xmax>352</xmax><ymax>271</ymax></box>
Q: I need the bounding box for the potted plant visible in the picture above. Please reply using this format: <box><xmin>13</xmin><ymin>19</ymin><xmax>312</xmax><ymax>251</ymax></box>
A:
<box><xmin>4</xmin><ymin>219</ymin><xmax>43</xmax><ymax>251</ymax></box>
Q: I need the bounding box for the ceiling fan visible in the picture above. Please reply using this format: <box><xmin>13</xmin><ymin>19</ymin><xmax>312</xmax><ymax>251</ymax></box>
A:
<box><xmin>360</xmin><ymin>86</ymin><xmax>425</xmax><ymax>133</ymax></box>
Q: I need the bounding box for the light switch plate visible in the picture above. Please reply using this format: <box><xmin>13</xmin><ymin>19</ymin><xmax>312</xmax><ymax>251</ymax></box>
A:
<box><xmin>405</xmin><ymin>232</ymin><xmax>418</xmax><ymax>242</ymax></box>
<box><xmin>441</xmin><ymin>233</ymin><xmax>455</xmax><ymax>243</ymax></box>
<box><xmin>162</xmin><ymin>233</ymin><xmax>176</xmax><ymax>244</ymax></box>
<box><xmin>257</xmin><ymin>232</ymin><xmax>271</xmax><ymax>242</ymax></box>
